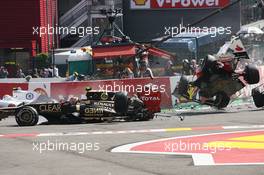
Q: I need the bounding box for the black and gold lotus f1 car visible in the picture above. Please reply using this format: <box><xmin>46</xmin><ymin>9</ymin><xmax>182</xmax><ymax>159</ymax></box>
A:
<box><xmin>0</xmin><ymin>87</ymin><xmax>161</xmax><ymax>126</ymax></box>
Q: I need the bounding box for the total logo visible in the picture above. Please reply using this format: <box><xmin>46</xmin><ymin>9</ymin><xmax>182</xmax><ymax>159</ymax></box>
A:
<box><xmin>130</xmin><ymin>0</ymin><xmax>230</xmax><ymax>9</ymax></box>
<box><xmin>141</xmin><ymin>96</ymin><xmax>161</xmax><ymax>101</ymax></box>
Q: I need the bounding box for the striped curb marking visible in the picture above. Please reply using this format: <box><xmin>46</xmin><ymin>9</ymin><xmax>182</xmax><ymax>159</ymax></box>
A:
<box><xmin>111</xmin><ymin>129</ymin><xmax>264</xmax><ymax>166</ymax></box>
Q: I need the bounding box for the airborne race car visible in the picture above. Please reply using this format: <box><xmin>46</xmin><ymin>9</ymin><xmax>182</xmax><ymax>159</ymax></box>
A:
<box><xmin>0</xmin><ymin>85</ymin><xmax>161</xmax><ymax>126</ymax></box>
<box><xmin>175</xmin><ymin>36</ymin><xmax>260</xmax><ymax>109</ymax></box>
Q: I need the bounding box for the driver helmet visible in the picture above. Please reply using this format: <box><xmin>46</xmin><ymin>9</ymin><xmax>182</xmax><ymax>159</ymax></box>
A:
<box><xmin>74</xmin><ymin>72</ymin><xmax>79</xmax><ymax>76</ymax></box>
<box><xmin>85</xmin><ymin>86</ymin><xmax>92</xmax><ymax>92</ymax></box>
<box><xmin>183</xmin><ymin>59</ymin><xmax>189</xmax><ymax>64</ymax></box>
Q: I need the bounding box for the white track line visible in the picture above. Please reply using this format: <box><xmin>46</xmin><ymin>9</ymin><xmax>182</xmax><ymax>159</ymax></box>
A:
<box><xmin>1</xmin><ymin>125</ymin><xmax>264</xmax><ymax>138</ymax></box>
<box><xmin>37</xmin><ymin>125</ymin><xmax>264</xmax><ymax>137</ymax></box>
<box><xmin>223</xmin><ymin>125</ymin><xmax>264</xmax><ymax>129</ymax></box>
<box><xmin>37</xmin><ymin>129</ymin><xmax>168</xmax><ymax>137</ymax></box>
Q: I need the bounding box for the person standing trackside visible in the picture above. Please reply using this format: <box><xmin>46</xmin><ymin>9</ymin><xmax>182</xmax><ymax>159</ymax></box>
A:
<box><xmin>190</xmin><ymin>59</ymin><xmax>198</xmax><ymax>75</ymax></box>
<box><xmin>140</xmin><ymin>51</ymin><xmax>150</xmax><ymax>67</ymax></box>
<box><xmin>165</xmin><ymin>59</ymin><xmax>174</xmax><ymax>76</ymax></box>
<box><xmin>53</xmin><ymin>65</ymin><xmax>59</xmax><ymax>77</ymax></box>
<box><xmin>139</xmin><ymin>61</ymin><xmax>154</xmax><ymax>79</ymax></box>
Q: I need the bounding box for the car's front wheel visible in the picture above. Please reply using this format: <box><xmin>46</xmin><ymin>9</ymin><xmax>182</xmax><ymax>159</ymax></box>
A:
<box><xmin>214</xmin><ymin>92</ymin><xmax>230</xmax><ymax>109</ymax></box>
<box><xmin>114</xmin><ymin>92</ymin><xmax>128</xmax><ymax>114</ymax></box>
<box><xmin>244</xmin><ymin>65</ymin><xmax>260</xmax><ymax>84</ymax></box>
<box><xmin>15</xmin><ymin>106</ymin><xmax>39</xmax><ymax>126</ymax></box>
<box><xmin>252</xmin><ymin>87</ymin><xmax>264</xmax><ymax>108</ymax></box>
<box><xmin>141</xmin><ymin>112</ymin><xmax>155</xmax><ymax>121</ymax></box>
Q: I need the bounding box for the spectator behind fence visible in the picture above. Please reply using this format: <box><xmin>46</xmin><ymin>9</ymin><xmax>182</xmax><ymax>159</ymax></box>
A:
<box><xmin>39</xmin><ymin>69</ymin><xmax>45</xmax><ymax>78</ymax></box>
<box><xmin>44</xmin><ymin>68</ymin><xmax>50</xmax><ymax>78</ymax></box>
<box><xmin>165</xmin><ymin>59</ymin><xmax>174</xmax><ymax>76</ymax></box>
<box><xmin>190</xmin><ymin>59</ymin><xmax>198</xmax><ymax>75</ymax></box>
<box><xmin>48</xmin><ymin>66</ymin><xmax>53</xmax><ymax>77</ymax></box>
<box><xmin>121</xmin><ymin>66</ymin><xmax>134</xmax><ymax>79</ymax></box>
<box><xmin>16</xmin><ymin>68</ymin><xmax>25</xmax><ymax>78</ymax></box>
<box><xmin>67</xmin><ymin>72</ymin><xmax>79</xmax><ymax>81</ymax></box>
<box><xmin>182</xmin><ymin>59</ymin><xmax>192</xmax><ymax>75</ymax></box>
<box><xmin>0</xmin><ymin>66</ymin><xmax>8</xmax><ymax>78</ymax></box>
<box><xmin>140</xmin><ymin>51</ymin><xmax>149</xmax><ymax>67</ymax></box>
<box><xmin>139</xmin><ymin>61</ymin><xmax>154</xmax><ymax>79</ymax></box>
<box><xmin>32</xmin><ymin>68</ymin><xmax>40</xmax><ymax>78</ymax></box>
<box><xmin>53</xmin><ymin>65</ymin><xmax>59</xmax><ymax>77</ymax></box>
<box><xmin>0</xmin><ymin>66</ymin><xmax>4</xmax><ymax>78</ymax></box>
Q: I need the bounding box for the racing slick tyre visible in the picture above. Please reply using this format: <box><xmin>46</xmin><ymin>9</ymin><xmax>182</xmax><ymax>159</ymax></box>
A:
<box><xmin>136</xmin><ymin>110</ymin><xmax>154</xmax><ymax>121</ymax></box>
<box><xmin>141</xmin><ymin>112</ymin><xmax>155</xmax><ymax>121</ymax></box>
<box><xmin>244</xmin><ymin>65</ymin><xmax>260</xmax><ymax>85</ymax></box>
<box><xmin>177</xmin><ymin>76</ymin><xmax>189</xmax><ymax>96</ymax></box>
<box><xmin>114</xmin><ymin>92</ymin><xmax>128</xmax><ymax>114</ymax></box>
<box><xmin>252</xmin><ymin>87</ymin><xmax>264</xmax><ymax>108</ymax></box>
<box><xmin>214</xmin><ymin>92</ymin><xmax>230</xmax><ymax>109</ymax></box>
<box><xmin>15</xmin><ymin>106</ymin><xmax>39</xmax><ymax>126</ymax></box>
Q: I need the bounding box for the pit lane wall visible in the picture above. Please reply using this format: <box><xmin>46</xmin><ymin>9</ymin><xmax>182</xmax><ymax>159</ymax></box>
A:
<box><xmin>0</xmin><ymin>66</ymin><xmax>264</xmax><ymax>109</ymax></box>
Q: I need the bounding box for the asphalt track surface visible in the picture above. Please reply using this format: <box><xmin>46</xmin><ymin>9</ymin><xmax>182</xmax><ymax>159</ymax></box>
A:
<box><xmin>0</xmin><ymin>104</ymin><xmax>264</xmax><ymax>175</ymax></box>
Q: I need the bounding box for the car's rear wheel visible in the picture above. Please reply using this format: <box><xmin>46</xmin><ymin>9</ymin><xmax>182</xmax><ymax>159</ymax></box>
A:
<box><xmin>252</xmin><ymin>87</ymin><xmax>264</xmax><ymax>108</ymax></box>
<box><xmin>15</xmin><ymin>106</ymin><xmax>39</xmax><ymax>126</ymax></box>
<box><xmin>114</xmin><ymin>92</ymin><xmax>128</xmax><ymax>114</ymax></box>
<box><xmin>244</xmin><ymin>65</ymin><xmax>260</xmax><ymax>84</ymax></box>
<box><xmin>214</xmin><ymin>92</ymin><xmax>230</xmax><ymax>109</ymax></box>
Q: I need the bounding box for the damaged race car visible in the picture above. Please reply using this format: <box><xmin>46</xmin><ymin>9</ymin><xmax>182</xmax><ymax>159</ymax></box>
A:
<box><xmin>0</xmin><ymin>85</ymin><xmax>161</xmax><ymax>126</ymax></box>
<box><xmin>175</xmin><ymin>36</ymin><xmax>260</xmax><ymax>109</ymax></box>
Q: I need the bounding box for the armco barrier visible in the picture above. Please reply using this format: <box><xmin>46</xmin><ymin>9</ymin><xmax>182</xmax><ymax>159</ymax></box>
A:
<box><xmin>0</xmin><ymin>66</ymin><xmax>263</xmax><ymax>109</ymax></box>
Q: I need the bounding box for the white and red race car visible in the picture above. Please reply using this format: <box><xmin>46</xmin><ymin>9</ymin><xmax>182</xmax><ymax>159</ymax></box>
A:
<box><xmin>0</xmin><ymin>88</ymin><xmax>53</xmax><ymax>108</ymax></box>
